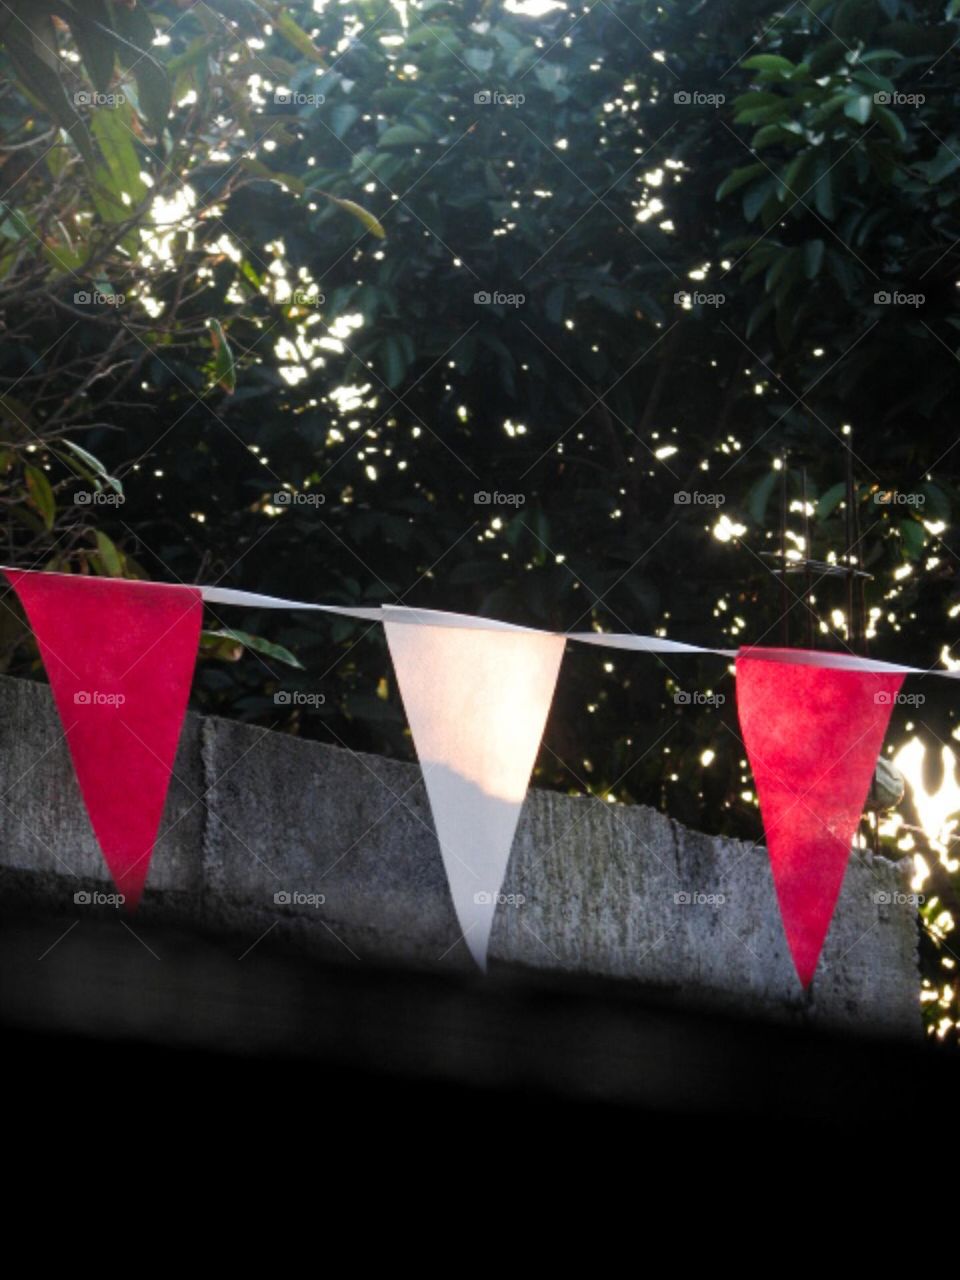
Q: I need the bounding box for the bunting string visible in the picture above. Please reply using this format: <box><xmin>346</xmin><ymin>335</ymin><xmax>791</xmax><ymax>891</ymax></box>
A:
<box><xmin>85</xmin><ymin>572</ymin><xmax>960</xmax><ymax>676</ymax></box>
<box><xmin>0</xmin><ymin>564</ymin><xmax>953</xmax><ymax>986</ymax></box>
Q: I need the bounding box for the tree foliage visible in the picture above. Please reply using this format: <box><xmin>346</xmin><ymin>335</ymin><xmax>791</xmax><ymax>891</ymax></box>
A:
<box><xmin>2</xmin><ymin>0</ymin><xmax>960</xmax><ymax>1034</ymax></box>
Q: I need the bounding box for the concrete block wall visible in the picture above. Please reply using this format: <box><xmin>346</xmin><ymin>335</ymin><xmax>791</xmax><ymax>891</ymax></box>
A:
<box><xmin>0</xmin><ymin>673</ymin><xmax>920</xmax><ymax>1035</ymax></box>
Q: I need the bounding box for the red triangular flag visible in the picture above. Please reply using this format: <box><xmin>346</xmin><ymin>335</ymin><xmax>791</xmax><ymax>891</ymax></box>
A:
<box><xmin>3</xmin><ymin>569</ymin><xmax>202</xmax><ymax>908</ymax></box>
<box><xmin>735</xmin><ymin>648</ymin><xmax>903</xmax><ymax>987</ymax></box>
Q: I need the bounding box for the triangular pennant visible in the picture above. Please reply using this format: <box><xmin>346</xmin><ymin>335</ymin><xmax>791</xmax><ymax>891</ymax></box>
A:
<box><xmin>385</xmin><ymin>615</ymin><xmax>565</xmax><ymax>969</ymax></box>
<box><xmin>735</xmin><ymin>647</ymin><xmax>903</xmax><ymax>986</ymax></box>
<box><xmin>3</xmin><ymin>570</ymin><xmax>202</xmax><ymax>908</ymax></box>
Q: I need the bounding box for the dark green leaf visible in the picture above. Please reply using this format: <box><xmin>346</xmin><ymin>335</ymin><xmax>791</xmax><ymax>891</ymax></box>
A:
<box><xmin>741</xmin><ymin>54</ymin><xmax>795</xmax><ymax>74</ymax></box>
<box><xmin>721</xmin><ymin>162</ymin><xmax>768</xmax><ymax>199</ymax></box>
<box><xmin>804</xmin><ymin>238</ymin><xmax>825</xmax><ymax>278</ymax></box>
<box><xmin>203</xmin><ymin>628</ymin><xmax>304</xmax><ymax>669</ymax></box>
<box><xmin>816</xmin><ymin>481</ymin><xmax>846</xmax><ymax>519</ymax></box>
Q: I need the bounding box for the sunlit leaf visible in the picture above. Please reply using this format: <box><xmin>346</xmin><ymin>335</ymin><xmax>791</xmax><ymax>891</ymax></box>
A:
<box><xmin>94</xmin><ymin>530</ymin><xmax>124</xmax><ymax>577</ymax></box>
<box><xmin>24</xmin><ymin>465</ymin><xmax>56</xmax><ymax>531</ymax></box>
<box><xmin>208</xmin><ymin>318</ymin><xmax>236</xmax><ymax>394</ymax></box>
<box><xmin>274</xmin><ymin>10</ymin><xmax>328</xmax><ymax>65</ymax></box>
<box><xmin>324</xmin><ymin>194</ymin><xmax>387</xmax><ymax>238</ymax></box>
<box><xmin>60</xmin><ymin>440</ymin><xmax>123</xmax><ymax>495</ymax></box>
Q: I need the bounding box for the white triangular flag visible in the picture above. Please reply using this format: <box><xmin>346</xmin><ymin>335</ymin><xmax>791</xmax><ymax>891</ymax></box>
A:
<box><xmin>384</xmin><ymin>609</ymin><xmax>566</xmax><ymax>969</ymax></box>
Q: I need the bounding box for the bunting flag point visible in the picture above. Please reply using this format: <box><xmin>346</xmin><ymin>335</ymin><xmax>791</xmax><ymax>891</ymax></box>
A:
<box><xmin>384</xmin><ymin>608</ymin><xmax>566</xmax><ymax>969</ymax></box>
<box><xmin>2</xmin><ymin>569</ymin><xmax>202</xmax><ymax>908</ymax></box>
<box><xmin>735</xmin><ymin>647</ymin><xmax>904</xmax><ymax>986</ymax></box>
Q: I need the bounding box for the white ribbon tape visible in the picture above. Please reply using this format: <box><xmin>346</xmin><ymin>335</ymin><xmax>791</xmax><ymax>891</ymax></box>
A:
<box><xmin>3</xmin><ymin>567</ymin><xmax>956</xmax><ymax>676</ymax></box>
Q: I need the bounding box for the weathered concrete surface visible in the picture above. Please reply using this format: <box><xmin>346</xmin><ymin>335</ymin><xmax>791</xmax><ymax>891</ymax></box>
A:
<box><xmin>0</xmin><ymin>673</ymin><xmax>920</xmax><ymax>1035</ymax></box>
